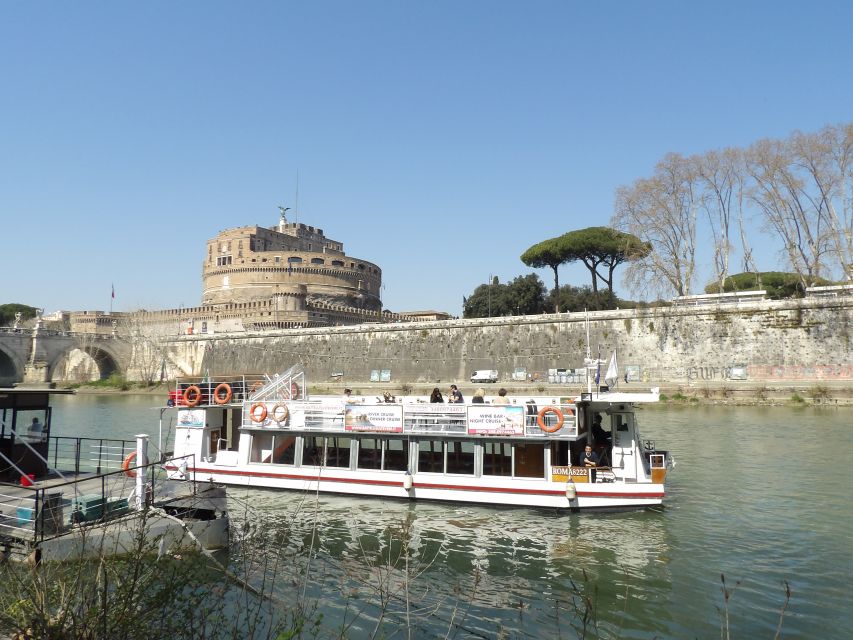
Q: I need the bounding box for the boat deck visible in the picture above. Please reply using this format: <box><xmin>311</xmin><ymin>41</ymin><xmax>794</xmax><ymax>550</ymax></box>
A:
<box><xmin>0</xmin><ymin>468</ymin><xmax>198</xmax><ymax>554</ymax></box>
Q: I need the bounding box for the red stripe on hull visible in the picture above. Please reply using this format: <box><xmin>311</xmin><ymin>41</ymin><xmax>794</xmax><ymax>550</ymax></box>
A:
<box><xmin>186</xmin><ymin>466</ymin><xmax>665</xmax><ymax>500</ymax></box>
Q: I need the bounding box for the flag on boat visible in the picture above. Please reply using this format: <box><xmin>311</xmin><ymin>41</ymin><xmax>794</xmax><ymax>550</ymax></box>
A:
<box><xmin>604</xmin><ymin>351</ymin><xmax>619</xmax><ymax>388</ymax></box>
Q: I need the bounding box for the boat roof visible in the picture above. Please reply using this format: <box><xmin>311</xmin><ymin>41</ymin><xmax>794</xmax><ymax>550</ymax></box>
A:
<box><xmin>0</xmin><ymin>387</ymin><xmax>74</xmax><ymax>409</ymax></box>
<box><xmin>0</xmin><ymin>387</ymin><xmax>75</xmax><ymax>395</ymax></box>
<box><xmin>581</xmin><ymin>389</ymin><xmax>660</xmax><ymax>405</ymax></box>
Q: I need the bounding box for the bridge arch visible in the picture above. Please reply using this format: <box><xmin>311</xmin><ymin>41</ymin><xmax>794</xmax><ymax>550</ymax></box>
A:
<box><xmin>0</xmin><ymin>344</ymin><xmax>24</xmax><ymax>386</ymax></box>
<box><xmin>49</xmin><ymin>342</ymin><xmax>123</xmax><ymax>382</ymax></box>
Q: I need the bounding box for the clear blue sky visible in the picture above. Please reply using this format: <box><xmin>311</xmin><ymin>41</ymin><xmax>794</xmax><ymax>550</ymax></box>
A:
<box><xmin>3</xmin><ymin>1</ymin><xmax>852</xmax><ymax>316</ymax></box>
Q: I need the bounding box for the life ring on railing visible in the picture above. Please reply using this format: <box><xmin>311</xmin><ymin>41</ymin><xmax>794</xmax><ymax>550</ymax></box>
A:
<box><xmin>271</xmin><ymin>403</ymin><xmax>289</xmax><ymax>424</ymax></box>
<box><xmin>213</xmin><ymin>383</ymin><xmax>232</xmax><ymax>405</ymax></box>
<box><xmin>122</xmin><ymin>452</ymin><xmax>138</xmax><ymax>478</ymax></box>
<box><xmin>183</xmin><ymin>385</ymin><xmax>202</xmax><ymax>407</ymax></box>
<box><xmin>537</xmin><ymin>406</ymin><xmax>565</xmax><ymax>433</ymax></box>
<box><xmin>249</xmin><ymin>403</ymin><xmax>268</xmax><ymax>423</ymax></box>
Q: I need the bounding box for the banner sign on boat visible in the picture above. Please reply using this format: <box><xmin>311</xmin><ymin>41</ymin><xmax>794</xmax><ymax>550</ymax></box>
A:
<box><xmin>177</xmin><ymin>409</ymin><xmax>205</xmax><ymax>428</ymax></box>
<box><xmin>345</xmin><ymin>404</ymin><xmax>404</xmax><ymax>433</ymax></box>
<box><xmin>466</xmin><ymin>406</ymin><xmax>525</xmax><ymax>436</ymax></box>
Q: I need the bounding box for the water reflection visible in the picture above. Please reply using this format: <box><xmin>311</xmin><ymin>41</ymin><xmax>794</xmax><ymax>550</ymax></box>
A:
<box><xmin>235</xmin><ymin>490</ymin><xmax>674</xmax><ymax>637</ymax></box>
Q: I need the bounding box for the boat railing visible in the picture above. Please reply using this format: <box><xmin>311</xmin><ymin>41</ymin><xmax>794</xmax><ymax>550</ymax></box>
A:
<box><xmin>49</xmin><ymin>436</ymin><xmax>136</xmax><ymax>476</ymax></box>
<box><xmin>241</xmin><ymin>400</ymin><xmax>580</xmax><ymax>438</ymax></box>
<box><xmin>169</xmin><ymin>374</ymin><xmax>271</xmax><ymax>406</ymax></box>
<box><xmin>249</xmin><ymin>363</ymin><xmax>306</xmax><ymax>402</ymax></box>
<box><xmin>0</xmin><ymin>453</ymin><xmax>198</xmax><ymax>547</ymax></box>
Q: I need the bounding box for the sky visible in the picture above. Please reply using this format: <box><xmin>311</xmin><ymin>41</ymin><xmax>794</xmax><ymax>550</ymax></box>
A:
<box><xmin>2</xmin><ymin>1</ymin><xmax>853</xmax><ymax>317</ymax></box>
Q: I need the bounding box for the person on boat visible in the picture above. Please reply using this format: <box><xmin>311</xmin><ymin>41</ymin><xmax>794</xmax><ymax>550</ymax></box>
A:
<box><xmin>471</xmin><ymin>388</ymin><xmax>486</xmax><ymax>403</ymax></box>
<box><xmin>492</xmin><ymin>388</ymin><xmax>510</xmax><ymax>405</ymax></box>
<box><xmin>430</xmin><ymin>388</ymin><xmax>444</xmax><ymax>403</ymax></box>
<box><xmin>28</xmin><ymin>417</ymin><xmax>45</xmax><ymax>441</ymax></box>
<box><xmin>448</xmin><ymin>384</ymin><xmax>464</xmax><ymax>403</ymax></box>
<box><xmin>591</xmin><ymin>414</ymin><xmax>611</xmax><ymax>445</ymax></box>
<box><xmin>581</xmin><ymin>445</ymin><xmax>599</xmax><ymax>467</ymax></box>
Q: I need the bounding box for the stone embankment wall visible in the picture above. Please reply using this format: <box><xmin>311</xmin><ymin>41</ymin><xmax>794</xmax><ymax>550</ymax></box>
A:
<box><xmin>144</xmin><ymin>296</ymin><xmax>853</xmax><ymax>387</ymax></box>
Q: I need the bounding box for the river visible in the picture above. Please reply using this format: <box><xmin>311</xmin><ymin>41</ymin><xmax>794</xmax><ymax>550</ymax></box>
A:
<box><xmin>49</xmin><ymin>394</ymin><xmax>853</xmax><ymax>638</ymax></box>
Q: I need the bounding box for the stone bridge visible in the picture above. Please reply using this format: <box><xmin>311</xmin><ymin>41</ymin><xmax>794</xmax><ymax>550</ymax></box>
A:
<box><xmin>0</xmin><ymin>325</ymin><xmax>131</xmax><ymax>386</ymax></box>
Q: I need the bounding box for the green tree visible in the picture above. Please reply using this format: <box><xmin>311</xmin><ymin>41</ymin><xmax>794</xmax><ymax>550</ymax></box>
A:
<box><xmin>705</xmin><ymin>272</ymin><xmax>833</xmax><ymax>299</ymax></box>
<box><xmin>557</xmin><ymin>227</ymin><xmax>652</xmax><ymax>293</ymax></box>
<box><xmin>463</xmin><ymin>274</ymin><xmax>547</xmax><ymax>318</ymax></box>
<box><xmin>0</xmin><ymin>304</ymin><xmax>38</xmax><ymax>326</ymax></box>
<box><xmin>520</xmin><ymin>238</ymin><xmax>572</xmax><ymax>312</ymax></box>
<box><xmin>551</xmin><ymin>285</ymin><xmax>620</xmax><ymax>313</ymax></box>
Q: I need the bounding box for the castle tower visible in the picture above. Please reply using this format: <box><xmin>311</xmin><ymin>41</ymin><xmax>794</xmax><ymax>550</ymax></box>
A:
<box><xmin>201</xmin><ymin>215</ymin><xmax>382</xmax><ymax>314</ymax></box>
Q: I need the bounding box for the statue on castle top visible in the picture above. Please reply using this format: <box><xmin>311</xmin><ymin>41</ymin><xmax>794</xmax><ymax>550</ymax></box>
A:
<box><xmin>278</xmin><ymin>206</ymin><xmax>290</xmax><ymax>225</ymax></box>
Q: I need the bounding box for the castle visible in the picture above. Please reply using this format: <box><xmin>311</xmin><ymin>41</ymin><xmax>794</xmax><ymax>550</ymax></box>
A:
<box><xmin>199</xmin><ymin>211</ymin><xmax>383</xmax><ymax>328</ymax></box>
<box><xmin>61</xmin><ymin>212</ymin><xmax>446</xmax><ymax>337</ymax></box>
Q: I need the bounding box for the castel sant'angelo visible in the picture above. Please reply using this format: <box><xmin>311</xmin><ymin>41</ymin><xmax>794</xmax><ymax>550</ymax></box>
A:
<box><xmin>67</xmin><ymin>210</ymin><xmax>445</xmax><ymax>335</ymax></box>
<box><xmin>204</xmin><ymin>210</ymin><xmax>381</xmax><ymax>313</ymax></box>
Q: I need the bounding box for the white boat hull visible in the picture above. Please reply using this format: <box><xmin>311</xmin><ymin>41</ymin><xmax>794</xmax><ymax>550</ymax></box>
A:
<box><xmin>185</xmin><ymin>464</ymin><xmax>664</xmax><ymax>511</ymax></box>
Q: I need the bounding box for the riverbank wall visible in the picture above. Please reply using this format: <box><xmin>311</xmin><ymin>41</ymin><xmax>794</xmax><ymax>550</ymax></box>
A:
<box><xmin>152</xmin><ymin>295</ymin><xmax>853</xmax><ymax>394</ymax></box>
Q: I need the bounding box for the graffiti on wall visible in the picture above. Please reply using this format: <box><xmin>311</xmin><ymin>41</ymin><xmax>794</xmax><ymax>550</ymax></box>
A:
<box><xmin>676</xmin><ymin>364</ymin><xmax>853</xmax><ymax>381</ymax></box>
<box><xmin>748</xmin><ymin>365</ymin><xmax>853</xmax><ymax>380</ymax></box>
<box><xmin>678</xmin><ymin>365</ymin><xmax>748</xmax><ymax>381</ymax></box>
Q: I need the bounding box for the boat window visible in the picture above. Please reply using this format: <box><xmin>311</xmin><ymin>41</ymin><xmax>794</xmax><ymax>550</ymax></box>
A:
<box><xmin>272</xmin><ymin>435</ymin><xmax>296</xmax><ymax>465</ymax></box>
<box><xmin>445</xmin><ymin>440</ymin><xmax>475</xmax><ymax>475</ymax></box>
<box><xmin>514</xmin><ymin>442</ymin><xmax>545</xmax><ymax>478</ymax></box>
<box><xmin>417</xmin><ymin>440</ymin><xmax>444</xmax><ymax>473</ymax></box>
<box><xmin>483</xmin><ymin>442</ymin><xmax>512</xmax><ymax>476</ymax></box>
<box><xmin>550</xmin><ymin>441</ymin><xmax>570</xmax><ymax>467</ymax></box>
<box><xmin>304</xmin><ymin>435</ymin><xmax>326</xmax><ymax>466</ymax></box>
<box><xmin>250</xmin><ymin>433</ymin><xmax>274</xmax><ymax>463</ymax></box>
<box><xmin>383</xmin><ymin>438</ymin><xmax>409</xmax><ymax>471</ymax></box>
<box><xmin>326</xmin><ymin>437</ymin><xmax>352</xmax><ymax>468</ymax></box>
<box><xmin>358</xmin><ymin>438</ymin><xmax>382</xmax><ymax>470</ymax></box>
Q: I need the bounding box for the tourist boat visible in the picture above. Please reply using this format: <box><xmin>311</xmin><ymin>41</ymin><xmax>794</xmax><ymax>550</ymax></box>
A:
<box><xmin>166</xmin><ymin>365</ymin><xmax>673</xmax><ymax>511</ymax></box>
<box><xmin>0</xmin><ymin>388</ymin><xmax>229</xmax><ymax>562</ymax></box>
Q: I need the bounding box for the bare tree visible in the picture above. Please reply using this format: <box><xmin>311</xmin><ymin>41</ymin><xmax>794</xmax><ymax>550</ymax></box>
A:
<box><xmin>744</xmin><ymin>136</ymin><xmax>833</xmax><ymax>288</ymax></box>
<box><xmin>613</xmin><ymin>153</ymin><xmax>698</xmax><ymax>298</ymax></box>
<box><xmin>695</xmin><ymin>148</ymin><xmax>743</xmax><ymax>292</ymax></box>
<box><xmin>795</xmin><ymin>122</ymin><xmax>853</xmax><ymax>281</ymax></box>
<box><xmin>120</xmin><ymin>313</ymin><xmax>171</xmax><ymax>385</ymax></box>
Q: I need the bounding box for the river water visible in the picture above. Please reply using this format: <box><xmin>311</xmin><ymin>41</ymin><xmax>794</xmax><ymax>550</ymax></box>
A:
<box><xmin>50</xmin><ymin>394</ymin><xmax>852</xmax><ymax>639</ymax></box>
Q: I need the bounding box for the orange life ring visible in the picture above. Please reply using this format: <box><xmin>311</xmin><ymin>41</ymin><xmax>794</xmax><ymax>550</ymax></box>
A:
<box><xmin>537</xmin><ymin>406</ymin><xmax>565</xmax><ymax>433</ymax></box>
<box><xmin>271</xmin><ymin>403</ymin><xmax>289</xmax><ymax>424</ymax></box>
<box><xmin>183</xmin><ymin>385</ymin><xmax>202</xmax><ymax>407</ymax></box>
<box><xmin>122</xmin><ymin>451</ymin><xmax>138</xmax><ymax>478</ymax></box>
<box><xmin>250</xmin><ymin>403</ymin><xmax>268</xmax><ymax>423</ymax></box>
<box><xmin>213</xmin><ymin>383</ymin><xmax>232</xmax><ymax>405</ymax></box>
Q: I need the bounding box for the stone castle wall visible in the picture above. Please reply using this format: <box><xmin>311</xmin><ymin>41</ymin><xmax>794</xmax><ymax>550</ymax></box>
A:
<box><xmin>145</xmin><ymin>296</ymin><xmax>853</xmax><ymax>385</ymax></box>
